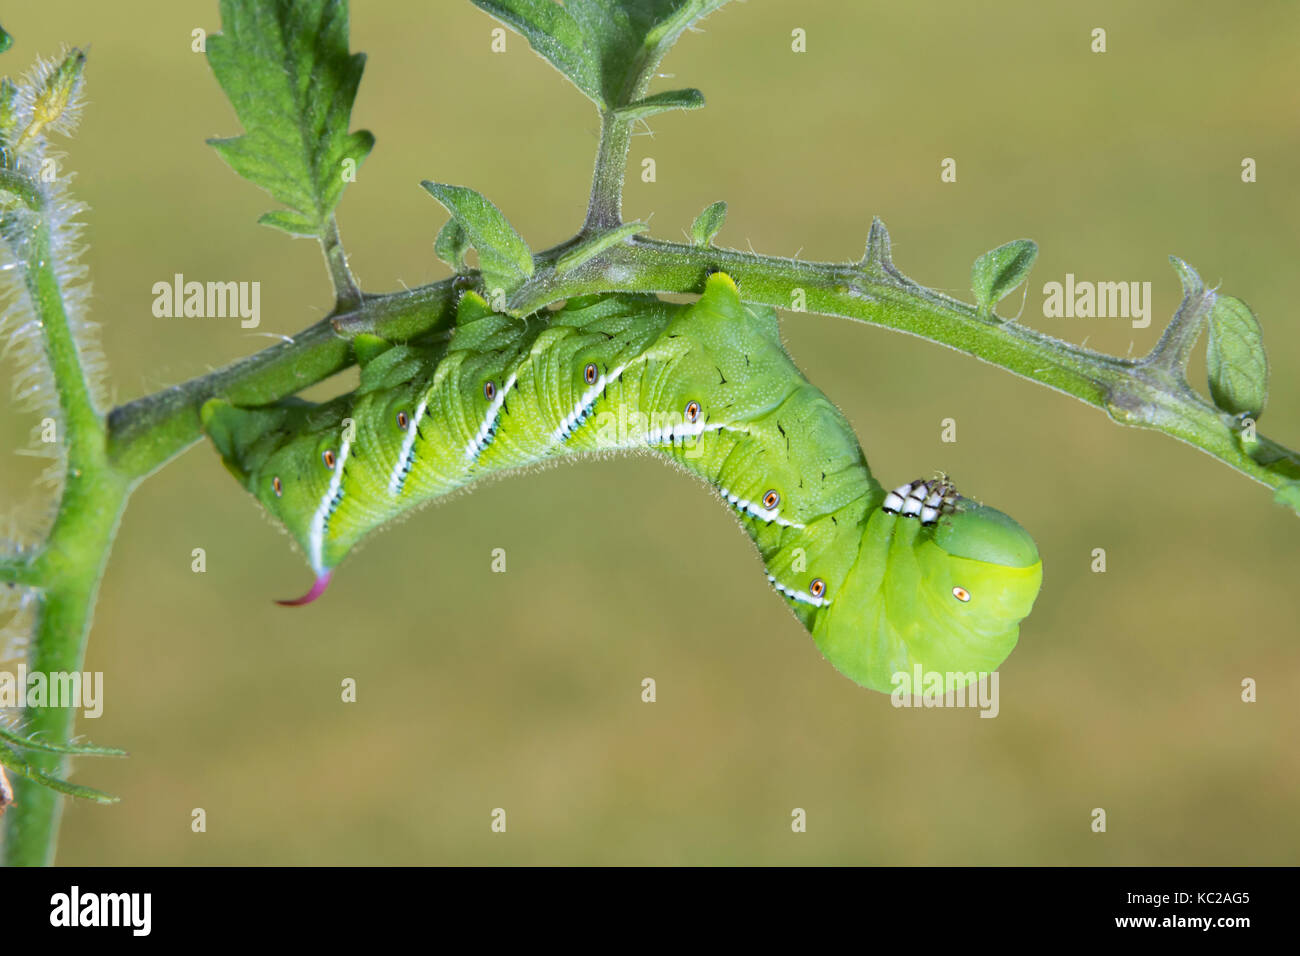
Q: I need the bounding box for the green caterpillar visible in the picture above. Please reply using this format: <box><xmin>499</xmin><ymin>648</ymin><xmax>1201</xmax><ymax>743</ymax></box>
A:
<box><xmin>202</xmin><ymin>273</ymin><xmax>1042</xmax><ymax>692</ymax></box>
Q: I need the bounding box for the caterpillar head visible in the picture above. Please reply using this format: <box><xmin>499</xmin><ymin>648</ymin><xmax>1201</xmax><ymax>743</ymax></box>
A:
<box><xmin>812</xmin><ymin>479</ymin><xmax>1042</xmax><ymax>692</ymax></box>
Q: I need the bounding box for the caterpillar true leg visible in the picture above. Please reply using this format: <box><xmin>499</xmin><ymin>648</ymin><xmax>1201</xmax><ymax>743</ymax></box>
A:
<box><xmin>883</xmin><ymin>477</ymin><xmax>960</xmax><ymax>525</ymax></box>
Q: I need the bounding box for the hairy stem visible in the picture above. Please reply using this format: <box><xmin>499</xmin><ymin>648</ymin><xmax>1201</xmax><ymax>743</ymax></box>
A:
<box><xmin>552</xmin><ymin>236</ymin><xmax>1299</xmax><ymax>491</ymax></box>
<box><xmin>3</xmin><ymin>211</ymin><xmax>129</xmax><ymax>866</ymax></box>
<box><xmin>1144</xmin><ymin>257</ymin><xmax>1214</xmax><ymax>375</ymax></box>
<box><xmin>23</xmin><ymin>225</ymin><xmax>100</xmax><ymax>452</ymax></box>
<box><xmin>107</xmin><ymin>317</ymin><xmax>347</xmax><ymax>479</ymax></box>
<box><xmin>320</xmin><ymin>215</ymin><xmax>361</xmax><ymax>310</ymax></box>
<box><xmin>105</xmin><ymin>281</ymin><xmax>457</xmax><ymax>480</ymax></box>
<box><xmin>584</xmin><ymin>112</ymin><xmax>631</xmax><ymax>231</ymax></box>
<box><xmin>583</xmin><ymin>0</ymin><xmax>700</xmax><ymax>231</ymax></box>
<box><xmin>100</xmin><ymin>231</ymin><xmax>1300</xmax><ymax>502</ymax></box>
<box><xmin>4</xmin><ymin>476</ymin><xmax>128</xmax><ymax>865</ymax></box>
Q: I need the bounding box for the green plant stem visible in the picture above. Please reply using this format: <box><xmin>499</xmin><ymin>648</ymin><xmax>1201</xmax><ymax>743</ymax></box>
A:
<box><xmin>585</xmin><ymin>111</ymin><xmax>632</xmax><ymax>230</ymax></box>
<box><xmin>583</xmin><ymin>1</ymin><xmax>700</xmax><ymax>231</ymax></box>
<box><xmin>100</xmin><ymin>232</ymin><xmax>1300</xmax><ymax>499</ymax></box>
<box><xmin>26</xmin><ymin>229</ymin><xmax>99</xmax><ymax>451</ymax></box>
<box><xmin>321</xmin><ymin>215</ymin><xmax>361</xmax><ymax>310</ymax></box>
<box><xmin>530</xmin><ymin>236</ymin><xmax>1300</xmax><ymax>490</ymax></box>
<box><xmin>5</xmin><ymin>477</ymin><xmax>128</xmax><ymax>865</ymax></box>
<box><xmin>105</xmin><ymin>282</ymin><xmax>456</xmax><ymax>480</ymax></box>
<box><xmin>1146</xmin><ymin>258</ymin><xmax>1214</xmax><ymax>375</ymax></box>
<box><xmin>107</xmin><ymin>317</ymin><xmax>346</xmax><ymax>479</ymax></box>
<box><xmin>3</xmin><ymin>217</ymin><xmax>130</xmax><ymax>866</ymax></box>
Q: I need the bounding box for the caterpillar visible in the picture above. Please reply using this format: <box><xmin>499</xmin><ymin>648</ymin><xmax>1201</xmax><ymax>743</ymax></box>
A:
<box><xmin>202</xmin><ymin>273</ymin><xmax>1042</xmax><ymax>692</ymax></box>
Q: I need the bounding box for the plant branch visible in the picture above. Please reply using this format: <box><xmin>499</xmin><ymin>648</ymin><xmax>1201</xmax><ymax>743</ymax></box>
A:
<box><xmin>320</xmin><ymin>215</ymin><xmax>361</xmax><ymax>309</ymax></box>
<box><xmin>3</xmin><ymin>472</ymin><xmax>130</xmax><ymax>862</ymax></box>
<box><xmin>0</xmin><ymin>722</ymin><xmax>126</xmax><ymax>756</ymax></box>
<box><xmin>102</xmin><ymin>226</ymin><xmax>1300</xmax><ymax>507</ymax></box>
<box><xmin>4</xmin><ymin>184</ymin><xmax>131</xmax><ymax>864</ymax></box>
<box><xmin>105</xmin><ymin>282</ymin><xmax>456</xmax><ymax>480</ymax></box>
<box><xmin>22</xmin><ymin>221</ymin><xmax>102</xmax><ymax>454</ymax></box>
<box><xmin>584</xmin><ymin>111</ymin><xmax>633</xmax><ymax>230</ymax></box>
<box><xmin>503</xmin><ymin>233</ymin><xmax>1299</xmax><ymax>494</ymax></box>
<box><xmin>1144</xmin><ymin>256</ymin><xmax>1214</xmax><ymax>375</ymax></box>
<box><xmin>582</xmin><ymin>2</ymin><xmax>718</xmax><ymax>231</ymax></box>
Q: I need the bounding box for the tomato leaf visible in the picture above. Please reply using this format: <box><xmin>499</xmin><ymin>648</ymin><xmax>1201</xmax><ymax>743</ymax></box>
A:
<box><xmin>971</xmin><ymin>239</ymin><xmax>1037</xmax><ymax>316</ymax></box>
<box><xmin>472</xmin><ymin>0</ymin><xmax>733</xmax><ymax>111</ymax></box>
<box><xmin>421</xmin><ymin>182</ymin><xmax>534</xmax><ymax>298</ymax></box>
<box><xmin>1206</xmin><ymin>295</ymin><xmax>1268</xmax><ymax>419</ymax></box>
<box><xmin>206</xmin><ymin>0</ymin><xmax>374</xmax><ymax>237</ymax></box>
<box><xmin>690</xmin><ymin>200</ymin><xmax>727</xmax><ymax>247</ymax></box>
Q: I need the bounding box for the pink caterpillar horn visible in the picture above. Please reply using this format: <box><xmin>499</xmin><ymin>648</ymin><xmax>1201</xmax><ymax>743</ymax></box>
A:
<box><xmin>275</xmin><ymin>572</ymin><xmax>333</xmax><ymax>607</ymax></box>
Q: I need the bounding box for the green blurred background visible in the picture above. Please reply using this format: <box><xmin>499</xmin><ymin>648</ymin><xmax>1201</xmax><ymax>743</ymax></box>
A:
<box><xmin>2</xmin><ymin>0</ymin><xmax>1298</xmax><ymax>864</ymax></box>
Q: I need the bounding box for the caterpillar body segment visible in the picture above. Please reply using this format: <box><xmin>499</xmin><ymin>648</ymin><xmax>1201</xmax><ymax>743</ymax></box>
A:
<box><xmin>203</xmin><ymin>273</ymin><xmax>1042</xmax><ymax>691</ymax></box>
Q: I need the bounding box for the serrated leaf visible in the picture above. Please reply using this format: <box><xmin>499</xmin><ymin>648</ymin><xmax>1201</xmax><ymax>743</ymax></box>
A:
<box><xmin>434</xmin><ymin>217</ymin><xmax>471</xmax><ymax>273</ymax></box>
<box><xmin>421</xmin><ymin>182</ymin><xmax>534</xmax><ymax>297</ymax></box>
<box><xmin>206</xmin><ymin>0</ymin><xmax>374</xmax><ymax>237</ymax></box>
<box><xmin>0</xmin><ymin>722</ymin><xmax>126</xmax><ymax>757</ymax></box>
<box><xmin>616</xmin><ymin>87</ymin><xmax>706</xmax><ymax>121</ymax></box>
<box><xmin>473</xmin><ymin>0</ymin><xmax>733</xmax><ymax>111</ymax></box>
<box><xmin>1275</xmin><ymin>481</ymin><xmax>1300</xmax><ymax>516</ymax></box>
<box><xmin>971</xmin><ymin>239</ymin><xmax>1036</xmax><ymax>314</ymax></box>
<box><xmin>1206</xmin><ymin>295</ymin><xmax>1268</xmax><ymax>418</ymax></box>
<box><xmin>691</xmin><ymin>200</ymin><xmax>726</xmax><ymax>247</ymax></box>
<box><xmin>475</xmin><ymin>0</ymin><xmax>602</xmax><ymax>103</ymax></box>
<box><xmin>257</xmin><ymin>210</ymin><xmax>317</xmax><ymax>235</ymax></box>
<box><xmin>0</xmin><ymin>744</ymin><xmax>119</xmax><ymax>805</ymax></box>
